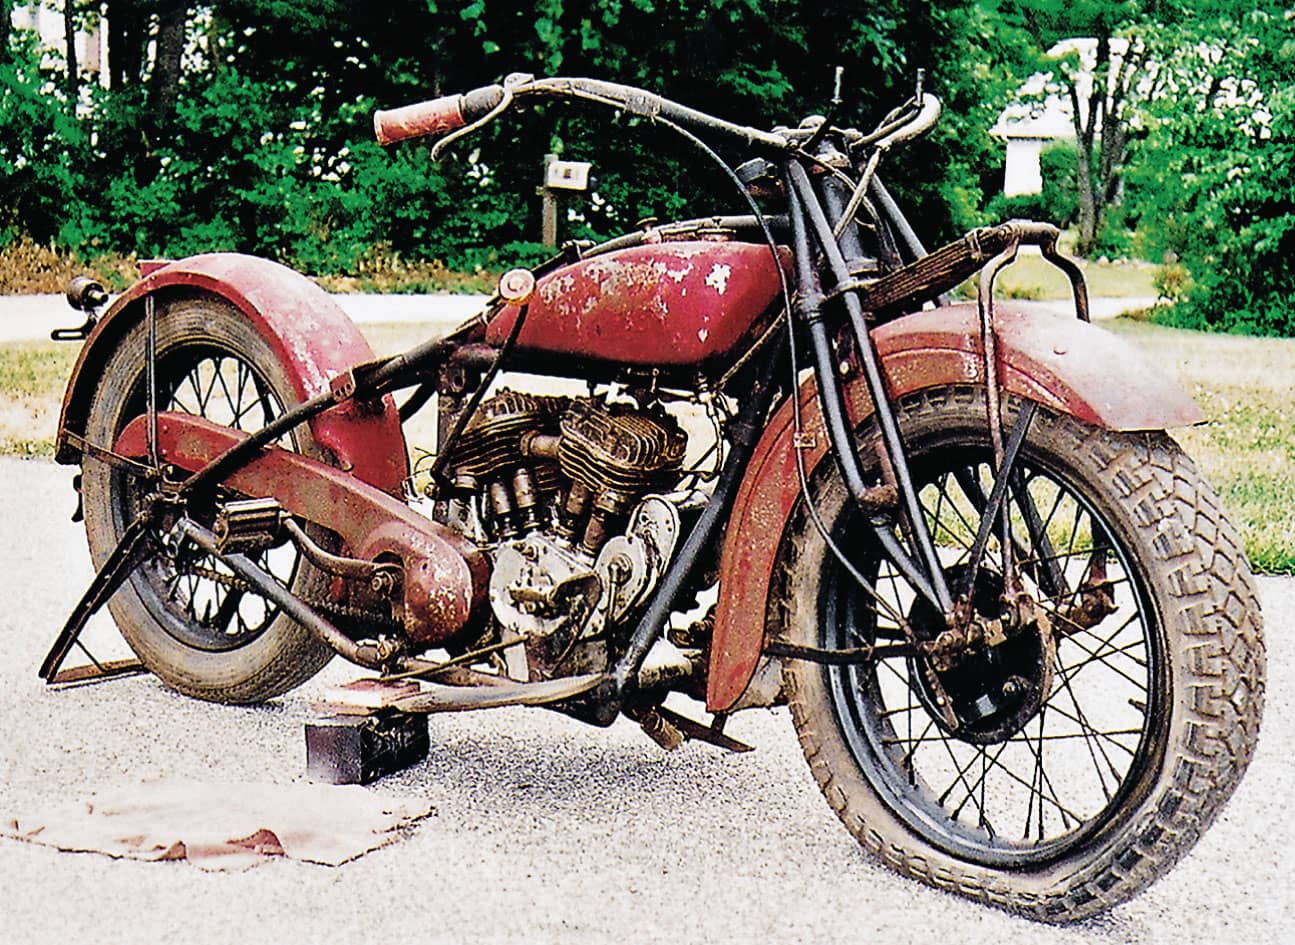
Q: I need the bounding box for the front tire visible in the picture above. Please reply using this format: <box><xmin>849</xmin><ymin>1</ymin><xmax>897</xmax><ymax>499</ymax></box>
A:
<box><xmin>776</xmin><ymin>387</ymin><xmax>1264</xmax><ymax>921</ymax></box>
<box><xmin>81</xmin><ymin>295</ymin><xmax>334</xmax><ymax>704</ymax></box>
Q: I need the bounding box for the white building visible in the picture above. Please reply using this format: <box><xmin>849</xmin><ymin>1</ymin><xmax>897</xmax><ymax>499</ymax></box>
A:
<box><xmin>992</xmin><ymin>38</ymin><xmax>1137</xmax><ymax>196</ymax></box>
<box><xmin>9</xmin><ymin>2</ymin><xmax>107</xmax><ymax>82</ymax></box>
<box><xmin>992</xmin><ymin>104</ymin><xmax>1074</xmax><ymax>197</ymax></box>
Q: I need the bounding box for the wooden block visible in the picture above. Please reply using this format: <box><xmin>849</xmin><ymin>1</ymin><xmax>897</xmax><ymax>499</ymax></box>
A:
<box><xmin>311</xmin><ymin>678</ymin><xmax>421</xmax><ymax>717</ymax></box>
<box><xmin>304</xmin><ymin>710</ymin><xmax>429</xmax><ymax>785</ymax></box>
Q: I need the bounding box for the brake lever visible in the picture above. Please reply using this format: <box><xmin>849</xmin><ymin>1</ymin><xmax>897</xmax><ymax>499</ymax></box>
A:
<box><xmin>852</xmin><ymin>93</ymin><xmax>941</xmax><ymax>152</ymax></box>
<box><xmin>799</xmin><ymin>66</ymin><xmax>845</xmax><ymax>155</ymax></box>
<box><xmin>429</xmin><ymin>84</ymin><xmax>517</xmax><ymax>161</ymax></box>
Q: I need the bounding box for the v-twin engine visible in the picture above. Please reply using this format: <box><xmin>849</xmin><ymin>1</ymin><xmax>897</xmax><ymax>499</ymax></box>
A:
<box><xmin>444</xmin><ymin>389</ymin><xmax>689</xmax><ymax>678</ymax></box>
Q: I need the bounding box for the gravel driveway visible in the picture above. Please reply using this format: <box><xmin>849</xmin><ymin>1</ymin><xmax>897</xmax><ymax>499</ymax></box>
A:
<box><xmin>0</xmin><ymin>456</ymin><xmax>1288</xmax><ymax>945</ymax></box>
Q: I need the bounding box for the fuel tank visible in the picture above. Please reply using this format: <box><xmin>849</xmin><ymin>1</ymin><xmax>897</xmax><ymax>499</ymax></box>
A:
<box><xmin>487</xmin><ymin>241</ymin><xmax>787</xmax><ymax>367</ymax></box>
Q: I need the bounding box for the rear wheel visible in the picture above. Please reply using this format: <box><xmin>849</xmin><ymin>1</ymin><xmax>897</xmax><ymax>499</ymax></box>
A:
<box><xmin>777</xmin><ymin>387</ymin><xmax>1264</xmax><ymax>921</ymax></box>
<box><xmin>81</xmin><ymin>296</ymin><xmax>333</xmax><ymax>703</ymax></box>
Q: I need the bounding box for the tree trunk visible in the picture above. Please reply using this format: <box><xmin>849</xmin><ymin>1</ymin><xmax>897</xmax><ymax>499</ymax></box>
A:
<box><xmin>1069</xmin><ymin>88</ymin><xmax>1099</xmax><ymax>254</ymax></box>
<box><xmin>147</xmin><ymin>4</ymin><xmax>188</xmax><ymax>134</ymax></box>
<box><xmin>1100</xmin><ymin>116</ymin><xmax>1126</xmax><ymax>206</ymax></box>
<box><xmin>1</xmin><ymin>0</ymin><xmax>12</xmax><ymax>65</ymax></box>
<box><xmin>1074</xmin><ymin>138</ymin><xmax>1098</xmax><ymax>256</ymax></box>
<box><xmin>1070</xmin><ymin>33</ymin><xmax>1111</xmax><ymax>258</ymax></box>
<box><xmin>107</xmin><ymin>0</ymin><xmax>146</xmax><ymax>88</ymax></box>
<box><xmin>64</xmin><ymin>0</ymin><xmax>79</xmax><ymax>108</ymax></box>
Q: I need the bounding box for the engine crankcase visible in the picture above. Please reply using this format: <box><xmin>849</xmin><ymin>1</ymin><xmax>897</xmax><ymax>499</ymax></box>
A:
<box><xmin>584</xmin><ymin>495</ymin><xmax>681</xmax><ymax>638</ymax></box>
<box><xmin>489</xmin><ymin>534</ymin><xmax>601</xmax><ymax>640</ymax></box>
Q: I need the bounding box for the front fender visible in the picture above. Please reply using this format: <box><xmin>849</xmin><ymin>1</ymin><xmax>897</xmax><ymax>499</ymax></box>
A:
<box><xmin>56</xmin><ymin>253</ymin><xmax>407</xmax><ymax>494</ymax></box>
<box><xmin>705</xmin><ymin>303</ymin><xmax>1202</xmax><ymax>712</ymax></box>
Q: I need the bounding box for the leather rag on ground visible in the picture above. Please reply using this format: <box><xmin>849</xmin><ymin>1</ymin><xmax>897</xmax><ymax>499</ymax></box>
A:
<box><xmin>0</xmin><ymin>781</ymin><xmax>434</xmax><ymax>870</ymax></box>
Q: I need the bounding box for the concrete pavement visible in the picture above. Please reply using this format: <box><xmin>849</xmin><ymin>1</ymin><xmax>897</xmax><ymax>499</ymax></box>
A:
<box><xmin>0</xmin><ymin>456</ymin><xmax>1288</xmax><ymax>945</ymax></box>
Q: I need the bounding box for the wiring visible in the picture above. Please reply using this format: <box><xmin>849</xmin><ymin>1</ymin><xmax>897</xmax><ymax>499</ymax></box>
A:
<box><xmin>649</xmin><ymin>114</ymin><xmax>909</xmax><ymax>628</ymax></box>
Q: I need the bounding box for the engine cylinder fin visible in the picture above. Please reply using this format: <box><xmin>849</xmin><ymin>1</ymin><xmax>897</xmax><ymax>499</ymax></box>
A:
<box><xmin>558</xmin><ymin>399</ymin><xmax>687</xmax><ymax>513</ymax></box>
<box><xmin>446</xmin><ymin>389</ymin><xmax>569</xmax><ymax>486</ymax></box>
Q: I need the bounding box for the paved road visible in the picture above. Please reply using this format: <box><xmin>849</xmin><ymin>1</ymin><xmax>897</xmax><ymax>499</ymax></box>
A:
<box><xmin>0</xmin><ymin>293</ymin><xmax>490</xmax><ymax>343</ymax></box>
<box><xmin>0</xmin><ymin>456</ymin><xmax>1288</xmax><ymax>945</ymax></box>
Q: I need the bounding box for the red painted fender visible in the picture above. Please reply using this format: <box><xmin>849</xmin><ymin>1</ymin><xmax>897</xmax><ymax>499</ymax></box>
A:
<box><xmin>56</xmin><ymin>253</ymin><xmax>407</xmax><ymax>494</ymax></box>
<box><xmin>115</xmin><ymin>412</ymin><xmax>487</xmax><ymax>644</ymax></box>
<box><xmin>705</xmin><ymin>303</ymin><xmax>1203</xmax><ymax>712</ymax></box>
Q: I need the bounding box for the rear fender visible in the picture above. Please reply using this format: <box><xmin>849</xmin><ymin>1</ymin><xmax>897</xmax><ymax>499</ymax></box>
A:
<box><xmin>115</xmin><ymin>412</ymin><xmax>487</xmax><ymax>644</ymax></box>
<box><xmin>56</xmin><ymin>253</ymin><xmax>407</xmax><ymax>494</ymax></box>
<box><xmin>706</xmin><ymin>303</ymin><xmax>1202</xmax><ymax>712</ymax></box>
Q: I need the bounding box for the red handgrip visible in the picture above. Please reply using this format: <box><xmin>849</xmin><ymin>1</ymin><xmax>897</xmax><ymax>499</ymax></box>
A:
<box><xmin>373</xmin><ymin>95</ymin><xmax>466</xmax><ymax>146</ymax></box>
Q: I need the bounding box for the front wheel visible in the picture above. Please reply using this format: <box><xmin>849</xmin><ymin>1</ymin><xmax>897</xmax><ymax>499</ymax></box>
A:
<box><xmin>776</xmin><ymin>387</ymin><xmax>1264</xmax><ymax>921</ymax></box>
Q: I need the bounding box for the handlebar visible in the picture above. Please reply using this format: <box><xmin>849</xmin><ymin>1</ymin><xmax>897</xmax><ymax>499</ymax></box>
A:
<box><xmin>865</xmin><ymin>93</ymin><xmax>941</xmax><ymax>150</ymax></box>
<box><xmin>374</xmin><ymin>85</ymin><xmax>506</xmax><ymax>146</ymax></box>
<box><xmin>373</xmin><ymin>74</ymin><xmax>939</xmax><ymax>160</ymax></box>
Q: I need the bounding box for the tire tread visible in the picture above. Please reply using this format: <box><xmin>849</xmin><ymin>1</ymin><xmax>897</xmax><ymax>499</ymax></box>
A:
<box><xmin>776</xmin><ymin>388</ymin><xmax>1264</xmax><ymax>922</ymax></box>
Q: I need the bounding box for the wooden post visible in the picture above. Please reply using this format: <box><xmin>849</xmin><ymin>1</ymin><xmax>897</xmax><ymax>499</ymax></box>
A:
<box><xmin>540</xmin><ymin>152</ymin><xmax>559</xmax><ymax>248</ymax></box>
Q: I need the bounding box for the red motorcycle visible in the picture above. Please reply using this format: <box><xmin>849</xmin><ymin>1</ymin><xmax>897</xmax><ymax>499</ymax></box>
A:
<box><xmin>43</xmin><ymin>73</ymin><xmax>1263</xmax><ymax>921</ymax></box>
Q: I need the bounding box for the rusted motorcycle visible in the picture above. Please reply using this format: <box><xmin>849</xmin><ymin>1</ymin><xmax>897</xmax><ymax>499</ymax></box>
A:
<box><xmin>43</xmin><ymin>73</ymin><xmax>1263</xmax><ymax>921</ymax></box>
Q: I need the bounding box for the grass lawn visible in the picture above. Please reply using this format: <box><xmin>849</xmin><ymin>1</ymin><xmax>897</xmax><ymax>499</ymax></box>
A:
<box><xmin>4</xmin><ymin>314</ymin><xmax>1294</xmax><ymax>571</ymax></box>
<box><xmin>956</xmin><ymin>248</ymin><xmax>1161</xmax><ymax>301</ymax></box>
<box><xmin>0</xmin><ymin>341</ymin><xmax>79</xmax><ymax>458</ymax></box>
<box><xmin>1106</xmin><ymin>318</ymin><xmax>1295</xmax><ymax>573</ymax></box>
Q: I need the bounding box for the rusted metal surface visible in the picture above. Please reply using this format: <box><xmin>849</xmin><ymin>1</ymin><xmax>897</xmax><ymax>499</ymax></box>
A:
<box><xmin>705</xmin><ymin>303</ymin><xmax>1204</xmax><ymax>712</ymax></box>
<box><xmin>486</xmin><ymin>242</ymin><xmax>789</xmax><ymax>366</ymax></box>
<box><xmin>874</xmin><ymin>303</ymin><xmax>1202</xmax><ymax>428</ymax></box>
<box><xmin>115</xmin><ymin>412</ymin><xmax>487</xmax><ymax>645</ymax></box>
<box><xmin>56</xmin><ymin>253</ymin><xmax>408</xmax><ymax>495</ymax></box>
<box><xmin>390</xmin><ymin>672</ymin><xmax>604</xmax><ymax>713</ymax></box>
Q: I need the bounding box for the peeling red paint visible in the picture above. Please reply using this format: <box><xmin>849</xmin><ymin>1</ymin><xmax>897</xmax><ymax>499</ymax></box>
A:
<box><xmin>705</xmin><ymin>303</ymin><xmax>1203</xmax><ymax>712</ymax></box>
<box><xmin>57</xmin><ymin>253</ymin><xmax>408</xmax><ymax>496</ymax></box>
<box><xmin>488</xmin><ymin>242</ymin><xmax>790</xmax><ymax>365</ymax></box>
<box><xmin>115</xmin><ymin>413</ymin><xmax>487</xmax><ymax>644</ymax></box>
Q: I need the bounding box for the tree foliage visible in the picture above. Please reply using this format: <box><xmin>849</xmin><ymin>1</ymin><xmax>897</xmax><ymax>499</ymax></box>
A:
<box><xmin>15</xmin><ymin>0</ymin><xmax>1290</xmax><ymax>339</ymax></box>
<box><xmin>1001</xmin><ymin>1</ymin><xmax>1196</xmax><ymax>257</ymax></box>
<box><xmin>1</xmin><ymin>0</ymin><xmax>1021</xmax><ymax>275</ymax></box>
<box><xmin>1126</xmin><ymin>5</ymin><xmax>1295</xmax><ymax>334</ymax></box>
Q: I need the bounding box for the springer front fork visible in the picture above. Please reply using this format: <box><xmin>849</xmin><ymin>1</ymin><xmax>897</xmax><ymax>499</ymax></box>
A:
<box><xmin>781</xmin><ymin>156</ymin><xmax>1091</xmax><ymax>638</ymax></box>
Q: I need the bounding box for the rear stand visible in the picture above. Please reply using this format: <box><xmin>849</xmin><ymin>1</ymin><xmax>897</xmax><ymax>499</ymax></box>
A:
<box><xmin>39</xmin><ymin>516</ymin><xmax>150</xmax><ymax>687</ymax></box>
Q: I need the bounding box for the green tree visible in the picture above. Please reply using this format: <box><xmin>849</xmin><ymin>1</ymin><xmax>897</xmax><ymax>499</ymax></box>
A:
<box><xmin>1005</xmin><ymin>0</ymin><xmax>1177</xmax><ymax>257</ymax></box>
<box><xmin>1127</xmin><ymin>5</ymin><xmax>1295</xmax><ymax>334</ymax></box>
<box><xmin>4</xmin><ymin>0</ymin><xmax>1022</xmax><ymax>274</ymax></box>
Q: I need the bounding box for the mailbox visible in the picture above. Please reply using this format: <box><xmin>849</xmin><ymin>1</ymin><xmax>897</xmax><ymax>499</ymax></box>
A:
<box><xmin>545</xmin><ymin>160</ymin><xmax>592</xmax><ymax>191</ymax></box>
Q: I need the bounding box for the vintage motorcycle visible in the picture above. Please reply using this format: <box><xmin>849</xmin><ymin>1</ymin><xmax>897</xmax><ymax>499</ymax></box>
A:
<box><xmin>42</xmin><ymin>73</ymin><xmax>1263</xmax><ymax>922</ymax></box>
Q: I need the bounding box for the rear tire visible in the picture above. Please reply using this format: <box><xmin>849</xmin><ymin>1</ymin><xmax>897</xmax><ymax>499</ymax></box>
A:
<box><xmin>81</xmin><ymin>295</ymin><xmax>333</xmax><ymax>704</ymax></box>
<box><xmin>776</xmin><ymin>387</ymin><xmax>1264</xmax><ymax>921</ymax></box>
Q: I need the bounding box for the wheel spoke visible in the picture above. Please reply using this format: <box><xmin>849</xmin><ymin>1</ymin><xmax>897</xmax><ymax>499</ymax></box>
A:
<box><xmin>1020</xmin><ymin>708</ymin><xmax>1078</xmax><ymax>836</ymax></box>
<box><xmin>945</xmin><ymin>740</ymin><xmax>1011</xmax><ymax>826</ymax></box>
<box><xmin>1036</xmin><ymin>700</ymin><xmax>1145</xmax><ymax>759</ymax></box>
<box><xmin>1057</xmin><ymin>634</ymin><xmax>1149</xmax><ymax>693</ymax></box>
<box><xmin>809</xmin><ymin>424</ymin><xmax>1166</xmax><ymax>866</ymax></box>
<box><xmin>114</xmin><ymin>343</ymin><xmax>301</xmax><ymax>653</ymax></box>
<box><xmin>1051</xmin><ymin>664</ymin><xmax>1121</xmax><ymax>801</ymax></box>
<box><xmin>213</xmin><ymin>359</ymin><xmax>240</xmax><ymax>423</ymax></box>
<box><xmin>926</xmin><ymin>472</ymin><xmax>980</xmax><ymax>553</ymax></box>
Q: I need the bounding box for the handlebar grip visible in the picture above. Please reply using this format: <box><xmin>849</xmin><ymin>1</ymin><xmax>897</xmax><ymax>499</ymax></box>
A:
<box><xmin>373</xmin><ymin>85</ymin><xmax>505</xmax><ymax>146</ymax></box>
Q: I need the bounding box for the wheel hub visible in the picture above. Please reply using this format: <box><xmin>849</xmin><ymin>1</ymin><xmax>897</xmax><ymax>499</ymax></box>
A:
<box><xmin>908</xmin><ymin>568</ymin><xmax>1055</xmax><ymax>745</ymax></box>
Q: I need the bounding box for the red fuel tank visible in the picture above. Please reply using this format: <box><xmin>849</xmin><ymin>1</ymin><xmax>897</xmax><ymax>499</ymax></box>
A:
<box><xmin>487</xmin><ymin>241</ymin><xmax>786</xmax><ymax>367</ymax></box>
